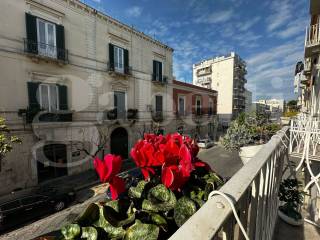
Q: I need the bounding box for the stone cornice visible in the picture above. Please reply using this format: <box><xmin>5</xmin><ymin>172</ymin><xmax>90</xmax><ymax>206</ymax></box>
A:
<box><xmin>53</xmin><ymin>0</ymin><xmax>173</xmax><ymax>52</ymax></box>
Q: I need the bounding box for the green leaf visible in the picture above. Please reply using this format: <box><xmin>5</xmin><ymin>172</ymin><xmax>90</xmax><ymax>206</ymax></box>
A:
<box><xmin>124</xmin><ymin>220</ymin><xmax>159</xmax><ymax>240</ymax></box>
<box><xmin>93</xmin><ymin>204</ymin><xmax>126</xmax><ymax>239</ymax></box>
<box><xmin>128</xmin><ymin>180</ymin><xmax>148</xmax><ymax>199</ymax></box>
<box><xmin>103</xmin><ymin>200</ymin><xmax>135</xmax><ymax>227</ymax></box>
<box><xmin>81</xmin><ymin>227</ymin><xmax>98</xmax><ymax>240</ymax></box>
<box><xmin>174</xmin><ymin>197</ymin><xmax>197</xmax><ymax>227</ymax></box>
<box><xmin>142</xmin><ymin>185</ymin><xmax>176</xmax><ymax>212</ymax></box>
<box><xmin>150</xmin><ymin>213</ymin><xmax>167</xmax><ymax>227</ymax></box>
<box><xmin>61</xmin><ymin>224</ymin><xmax>81</xmax><ymax>239</ymax></box>
<box><xmin>76</xmin><ymin>203</ymin><xmax>100</xmax><ymax>226</ymax></box>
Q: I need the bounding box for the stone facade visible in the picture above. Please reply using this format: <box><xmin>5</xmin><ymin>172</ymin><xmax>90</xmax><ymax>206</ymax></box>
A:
<box><xmin>0</xmin><ymin>0</ymin><xmax>175</xmax><ymax>195</ymax></box>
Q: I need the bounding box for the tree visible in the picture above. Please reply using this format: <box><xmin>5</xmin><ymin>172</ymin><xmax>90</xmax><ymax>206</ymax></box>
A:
<box><xmin>0</xmin><ymin>117</ymin><xmax>21</xmax><ymax>170</ymax></box>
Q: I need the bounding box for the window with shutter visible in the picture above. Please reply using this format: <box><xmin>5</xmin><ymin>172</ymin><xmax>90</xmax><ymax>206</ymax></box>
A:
<box><xmin>39</xmin><ymin>84</ymin><xmax>59</xmax><ymax>111</ymax></box>
<box><xmin>153</xmin><ymin>60</ymin><xmax>163</xmax><ymax>81</ymax></box>
<box><xmin>36</xmin><ymin>18</ymin><xmax>57</xmax><ymax>58</ymax></box>
<box><xmin>114</xmin><ymin>46</ymin><xmax>124</xmax><ymax>73</ymax></box>
<box><xmin>25</xmin><ymin>13</ymin><xmax>38</xmax><ymax>54</ymax></box>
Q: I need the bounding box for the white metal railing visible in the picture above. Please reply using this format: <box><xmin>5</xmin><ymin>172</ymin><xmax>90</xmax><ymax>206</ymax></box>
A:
<box><xmin>305</xmin><ymin>24</ymin><xmax>320</xmax><ymax>47</ymax></box>
<box><xmin>170</xmin><ymin>127</ymin><xmax>289</xmax><ymax>240</ymax></box>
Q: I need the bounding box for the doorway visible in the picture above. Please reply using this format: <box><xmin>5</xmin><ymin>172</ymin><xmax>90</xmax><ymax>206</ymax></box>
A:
<box><xmin>110</xmin><ymin>127</ymin><xmax>128</xmax><ymax>159</ymax></box>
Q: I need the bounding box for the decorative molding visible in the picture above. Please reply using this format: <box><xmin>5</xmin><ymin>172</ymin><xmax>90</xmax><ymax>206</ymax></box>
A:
<box><xmin>29</xmin><ymin>71</ymin><xmax>66</xmax><ymax>84</ymax></box>
<box><xmin>153</xmin><ymin>52</ymin><xmax>166</xmax><ymax>60</ymax></box>
<box><xmin>109</xmin><ymin>32</ymin><xmax>130</xmax><ymax>46</ymax></box>
<box><xmin>110</xmin><ymin>80</ymin><xmax>129</xmax><ymax>91</ymax></box>
<box><xmin>26</xmin><ymin>0</ymin><xmax>65</xmax><ymax>24</ymax></box>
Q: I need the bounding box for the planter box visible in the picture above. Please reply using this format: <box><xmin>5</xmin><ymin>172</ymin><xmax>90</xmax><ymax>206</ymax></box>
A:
<box><xmin>239</xmin><ymin>144</ymin><xmax>265</xmax><ymax>165</ymax></box>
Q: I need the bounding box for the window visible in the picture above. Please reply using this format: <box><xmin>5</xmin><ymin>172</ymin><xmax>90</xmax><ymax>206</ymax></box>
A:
<box><xmin>178</xmin><ymin>96</ymin><xmax>185</xmax><ymax>115</ymax></box>
<box><xmin>208</xmin><ymin>98</ymin><xmax>213</xmax><ymax>115</ymax></box>
<box><xmin>39</xmin><ymin>84</ymin><xmax>59</xmax><ymax>111</ymax></box>
<box><xmin>21</xmin><ymin>196</ymin><xmax>45</xmax><ymax>206</ymax></box>
<box><xmin>196</xmin><ymin>97</ymin><xmax>202</xmax><ymax>115</ymax></box>
<box><xmin>114</xmin><ymin>46</ymin><xmax>124</xmax><ymax>73</ymax></box>
<box><xmin>37</xmin><ymin>18</ymin><xmax>56</xmax><ymax>58</ymax></box>
<box><xmin>153</xmin><ymin>60</ymin><xmax>163</xmax><ymax>81</ymax></box>
<box><xmin>155</xmin><ymin>95</ymin><xmax>163</xmax><ymax>112</ymax></box>
<box><xmin>114</xmin><ymin>91</ymin><xmax>126</xmax><ymax>118</ymax></box>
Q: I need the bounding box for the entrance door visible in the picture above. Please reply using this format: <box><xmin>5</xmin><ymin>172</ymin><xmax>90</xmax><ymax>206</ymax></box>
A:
<box><xmin>114</xmin><ymin>91</ymin><xmax>126</xmax><ymax>119</ymax></box>
<box><xmin>37</xmin><ymin>144</ymin><xmax>68</xmax><ymax>183</ymax></box>
<box><xmin>110</xmin><ymin>127</ymin><xmax>128</xmax><ymax>159</ymax></box>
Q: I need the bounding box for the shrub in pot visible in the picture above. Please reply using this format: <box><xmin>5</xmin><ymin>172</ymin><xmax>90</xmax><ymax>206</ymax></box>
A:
<box><xmin>278</xmin><ymin>178</ymin><xmax>304</xmax><ymax>226</ymax></box>
<box><xmin>222</xmin><ymin>113</ymin><xmax>280</xmax><ymax>164</ymax></box>
<box><xmin>106</xmin><ymin>109</ymin><xmax>117</xmax><ymax>120</ymax></box>
<box><xmin>55</xmin><ymin>133</ymin><xmax>223</xmax><ymax>240</ymax></box>
<box><xmin>127</xmin><ymin>109</ymin><xmax>138</xmax><ymax>119</ymax></box>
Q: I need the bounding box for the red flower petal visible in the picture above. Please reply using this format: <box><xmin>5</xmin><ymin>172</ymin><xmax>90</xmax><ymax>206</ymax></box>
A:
<box><xmin>109</xmin><ymin>176</ymin><xmax>126</xmax><ymax>200</ymax></box>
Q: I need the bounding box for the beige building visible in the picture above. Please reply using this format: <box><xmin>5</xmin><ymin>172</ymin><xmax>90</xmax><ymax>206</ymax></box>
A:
<box><xmin>0</xmin><ymin>0</ymin><xmax>176</xmax><ymax>195</ymax></box>
<box><xmin>297</xmin><ymin>0</ymin><xmax>320</xmax><ymax>116</ymax></box>
<box><xmin>193</xmin><ymin>52</ymin><xmax>247</xmax><ymax>126</ymax></box>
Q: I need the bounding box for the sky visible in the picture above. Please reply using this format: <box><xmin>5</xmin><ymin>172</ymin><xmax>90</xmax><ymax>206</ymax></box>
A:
<box><xmin>81</xmin><ymin>0</ymin><xmax>310</xmax><ymax>101</ymax></box>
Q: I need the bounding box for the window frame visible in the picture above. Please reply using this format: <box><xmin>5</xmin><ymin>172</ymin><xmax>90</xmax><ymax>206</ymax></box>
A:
<box><xmin>154</xmin><ymin>60</ymin><xmax>163</xmax><ymax>81</ymax></box>
<box><xmin>155</xmin><ymin>95</ymin><xmax>163</xmax><ymax>113</ymax></box>
<box><xmin>114</xmin><ymin>46</ymin><xmax>124</xmax><ymax>73</ymax></box>
<box><xmin>178</xmin><ymin>95</ymin><xmax>186</xmax><ymax>115</ymax></box>
<box><xmin>39</xmin><ymin>83</ymin><xmax>59</xmax><ymax>112</ymax></box>
<box><xmin>208</xmin><ymin>98</ymin><xmax>213</xmax><ymax>115</ymax></box>
<box><xmin>36</xmin><ymin>18</ymin><xmax>57</xmax><ymax>58</ymax></box>
<box><xmin>196</xmin><ymin>96</ymin><xmax>202</xmax><ymax>115</ymax></box>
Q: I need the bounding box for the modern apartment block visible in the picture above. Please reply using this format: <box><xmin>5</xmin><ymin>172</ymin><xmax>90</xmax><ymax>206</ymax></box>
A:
<box><xmin>295</xmin><ymin>0</ymin><xmax>320</xmax><ymax>116</ymax></box>
<box><xmin>193</xmin><ymin>52</ymin><xmax>247</xmax><ymax>126</ymax></box>
<box><xmin>244</xmin><ymin>89</ymin><xmax>252</xmax><ymax>113</ymax></box>
<box><xmin>0</xmin><ymin>0</ymin><xmax>176</xmax><ymax>195</ymax></box>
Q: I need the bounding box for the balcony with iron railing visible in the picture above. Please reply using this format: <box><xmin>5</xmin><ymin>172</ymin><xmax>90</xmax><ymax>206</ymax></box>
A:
<box><xmin>305</xmin><ymin>24</ymin><xmax>320</xmax><ymax>57</ymax></box>
<box><xmin>107</xmin><ymin>62</ymin><xmax>132</xmax><ymax>76</ymax></box>
<box><xmin>152</xmin><ymin>74</ymin><xmax>168</xmax><ymax>85</ymax></box>
<box><xmin>24</xmin><ymin>38</ymin><xmax>68</xmax><ymax>63</ymax></box>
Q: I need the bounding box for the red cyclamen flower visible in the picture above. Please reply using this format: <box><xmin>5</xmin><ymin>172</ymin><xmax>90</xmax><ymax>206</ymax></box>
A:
<box><xmin>94</xmin><ymin>154</ymin><xmax>125</xmax><ymax>200</ymax></box>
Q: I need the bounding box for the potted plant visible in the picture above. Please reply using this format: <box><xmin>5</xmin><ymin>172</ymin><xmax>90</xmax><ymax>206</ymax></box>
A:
<box><xmin>49</xmin><ymin>133</ymin><xmax>224</xmax><ymax>240</ymax></box>
<box><xmin>106</xmin><ymin>109</ymin><xmax>117</xmax><ymax>120</ymax></box>
<box><xmin>127</xmin><ymin>109</ymin><xmax>138</xmax><ymax>120</ymax></box>
<box><xmin>278</xmin><ymin>178</ymin><xmax>304</xmax><ymax>226</ymax></box>
<box><xmin>222</xmin><ymin>113</ymin><xmax>280</xmax><ymax>164</ymax></box>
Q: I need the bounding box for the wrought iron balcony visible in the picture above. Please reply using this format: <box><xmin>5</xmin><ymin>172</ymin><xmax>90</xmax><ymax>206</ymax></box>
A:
<box><xmin>23</xmin><ymin>38</ymin><xmax>68</xmax><ymax>63</ymax></box>
<box><xmin>151</xmin><ymin>111</ymin><xmax>164</xmax><ymax>122</ymax></box>
<box><xmin>107</xmin><ymin>62</ymin><xmax>132</xmax><ymax>76</ymax></box>
<box><xmin>152</xmin><ymin>74</ymin><xmax>168</xmax><ymax>84</ymax></box>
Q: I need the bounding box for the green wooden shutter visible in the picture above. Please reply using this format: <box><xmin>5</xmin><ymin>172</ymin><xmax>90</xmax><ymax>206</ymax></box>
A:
<box><xmin>109</xmin><ymin>43</ymin><xmax>114</xmax><ymax>71</ymax></box>
<box><xmin>159</xmin><ymin>62</ymin><xmax>163</xmax><ymax>82</ymax></box>
<box><xmin>25</xmin><ymin>13</ymin><xmax>38</xmax><ymax>54</ymax></box>
<box><xmin>58</xmin><ymin>85</ymin><xmax>68</xmax><ymax>110</ymax></box>
<box><xmin>27</xmin><ymin>82</ymin><xmax>40</xmax><ymax>123</ymax></box>
<box><xmin>124</xmin><ymin>49</ymin><xmax>129</xmax><ymax>74</ymax></box>
<box><xmin>153</xmin><ymin>60</ymin><xmax>157</xmax><ymax>80</ymax></box>
<box><xmin>56</xmin><ymin>25</ymin><xmax>65</xmax><ymax>61</ymax></box>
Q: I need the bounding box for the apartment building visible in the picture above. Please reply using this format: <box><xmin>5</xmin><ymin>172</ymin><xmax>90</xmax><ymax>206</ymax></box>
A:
<box><xmin>244</xmin><ymin>89</ymin><xmax>252</xmax><ymax>113</ymax></box>
<box><xmin>296</xmin><ymin>0</ymin><xmax>320</xmax><ymax>116</ymax></box>
<box><xmin>193</xmin><ymin>52</ymin><xmax>247</xmax><ymax>126</ymax></box>
<box><xmin>172</xmin><ymin>80</ymin><xmax>218</xmax><ymax>139</ymax></box>
<box><xmin>0</xmin><ymin>0</ymin><xmax>175</xmax><ymax>195</ymax></box>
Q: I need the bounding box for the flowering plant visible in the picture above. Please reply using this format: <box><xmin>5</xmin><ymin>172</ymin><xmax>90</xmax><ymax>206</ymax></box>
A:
<box><xmin>61</xmin><ymin>133</ymin><xmax>223</xmax><ymax>240</ymax></box>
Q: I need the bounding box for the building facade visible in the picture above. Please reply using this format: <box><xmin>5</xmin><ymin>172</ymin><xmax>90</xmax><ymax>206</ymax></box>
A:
<box><xmin>244</xmin><ymin>89</ymin><xmax>252</xmax><ymax>113</ymax></box>
<box><xmin>0</xmin><ymin>0</ymin><xmax>178</xmax><ymax>195</ymax></box>
<box><xmin>295</xmin><ymin>0</ymin><xmax>320</xmax><ymax>116</ymax></box>
<box><xmin>172</xmin><ymin>80</ymin><xmax>218</xmax><ymax>139</ymax></box>
<box><xmin>193</xmin><ymin>52</ymin><xmax>247</xmax><ymax>126</ymax></box>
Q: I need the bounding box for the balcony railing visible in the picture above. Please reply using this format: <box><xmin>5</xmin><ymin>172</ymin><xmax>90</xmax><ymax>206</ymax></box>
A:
<box><xmin>170</xmin><ymin>127</ymin><xmax>289</xmax><ymax>240</ymax></box>
<box><xmin>152</xmin><ymin>74</ymin><xmax>168</xmax><ymax>84</ymax></box>
<box><xmin>107</xmin><ymin>62</ymin><xmax>132</xmax><ymax>76</ymax></box>
<box><xmin>305</xmin><ymin>24</ymin><xmax>320</xmax><ymax>47</ymax></box>
<box><xmin>23</xmin><ymin>39</ymin><xmax>68</xmax><ymax>63</ymax></box>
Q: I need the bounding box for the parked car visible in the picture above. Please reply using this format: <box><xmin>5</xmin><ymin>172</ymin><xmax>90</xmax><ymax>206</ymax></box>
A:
<box><xmin>197</xmin><ymin>139</ymin><xmax>214</xmax><ymax>149</ymax></box>
<box><xmin>0</xmin><ymin>187</ymin><xmax>75</xmax><ymax>232</ymax></box>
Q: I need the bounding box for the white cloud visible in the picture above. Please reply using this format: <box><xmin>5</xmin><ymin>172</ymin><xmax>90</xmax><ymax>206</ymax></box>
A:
<box><xmin>125</xmin><ymin>6</ymin><xmax>143</xmax><ymax>17</ymax></box>
<box><xmin>194</xmin><ymin>9</ymin><xmax>233</xmax><ymax>24</ymax></box>
<box><xmin>266</xmin><ymin>0</ymin><xmax>292</xmax><ymax>32</ymax></box>
<box><xmin>237</xmin><ymin>17</ymin><xmax>261</xmax><ymax>32</ymax></box>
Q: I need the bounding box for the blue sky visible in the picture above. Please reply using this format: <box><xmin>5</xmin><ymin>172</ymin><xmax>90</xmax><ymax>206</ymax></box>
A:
<box><xmin>81</xmin><ymin>0</ymin><xmax>309</xmax><ymax>101</ymax></box>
